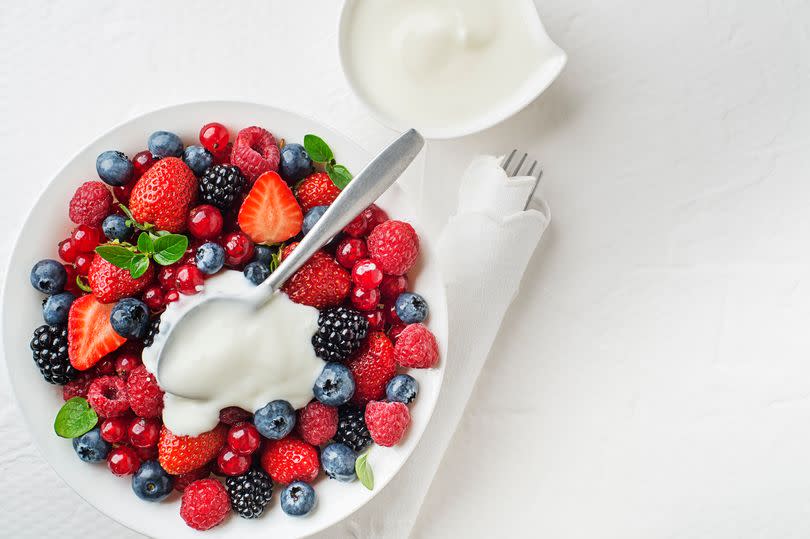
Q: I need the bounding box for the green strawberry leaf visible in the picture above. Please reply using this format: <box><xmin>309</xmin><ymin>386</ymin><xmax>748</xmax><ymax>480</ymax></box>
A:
<box><xmin>129</xmin><ymin>253</ymin><xmax>150</xmax><ymax>279</ymax></box>
<box><xmin>95</xmin><ymin>245</ymin><xmax>136</xmax><ymax>269</ymax></box>
<box><xmin>303</xmin><ymin>134</ymin><xmax>334</xmax><ymax>163</ymax></box>
<box><xmin>153</xmin><ymin>234</ymin><xmax>189</xmax><ymax>266</ymax></box>
<box><xmin>355</xmin><ymin>452</ymin><xmax>374</xmax><ymax>490</ymax></box>
<box><xmin>75</xmin><ymin>275</ymin><xmax>92</xmax><ymax>293</ymax></box>
<box><xmin>137</xmin><ymin>232</ymin><xmax>154</xmax><ymax>254</ymax></box>
<box><xmin>54</xmin><ymin>397</ymin><xmax>98</xmax><ymax>438</ymax></box>
<box><xmin>326</xmin><ymin>163</ymin><xmax>353</xmax><ymax>190</ymax></box>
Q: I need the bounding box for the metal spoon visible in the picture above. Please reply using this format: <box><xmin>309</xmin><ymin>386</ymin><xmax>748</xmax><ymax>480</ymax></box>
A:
<box><xmin>153</xmin><ymin>129</ymin><xmax>424</xmax><ymax>394</ymax></box>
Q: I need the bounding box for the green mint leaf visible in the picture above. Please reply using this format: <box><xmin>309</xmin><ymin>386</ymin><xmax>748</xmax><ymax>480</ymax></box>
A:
<box><xmin>355</xmin><ymin>452</ymin><xmax>374</xmax><ymax>490</ymax></box>
<box><xmin>95</xmin><ymin>245</ymin><xmax>136</xmax><ymax>269</ymax></box>
<box><xmin>327</xmin><ymin>163</ymin><xmax>353</xmax><ymax>190</ymax></box>
<box><xmin>129</xmin><ymin>253</ymin><xmax>150</xmax><ymax>279</ymax></box>
<box><xmin>153</xmin><ymin>234</ymin><xmax>189</xmax><ymax>266</ymax></box>
<box><xmin>303</xmin><ymin>134</ymin><xmax>333</xmax><ymax>163</ymax></box>
<box><xmin>54</xmin><ymin>397</ymin><xmax>98</xmax><ymax>438</ymax></box>
<box><xmin>76</xmin><ymin>276</ymin><xmax>92</xmax><ymax>293</ymax></box>
<box><xmin>137</xmin><ymin>232</ymin><xmax>155</xmax><ymax>254</ymax></box>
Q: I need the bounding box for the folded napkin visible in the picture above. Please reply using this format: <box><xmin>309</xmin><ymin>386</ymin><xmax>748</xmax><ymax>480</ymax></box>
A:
<box><xmin>317</xmin><ymin>155</ymin><xmax>551</xmax><ymax>538</ymax></box>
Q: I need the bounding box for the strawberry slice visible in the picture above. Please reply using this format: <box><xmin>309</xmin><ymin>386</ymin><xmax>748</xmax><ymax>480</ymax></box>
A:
<box><xmin>68</xmin><ymin>295</ymin><xmax>127</xmax><ymax>370</ymax></box>
<box><xmin>237</xmin><ymin>171</ymin><xmax>303</xmax><ymax>244</ymax></box>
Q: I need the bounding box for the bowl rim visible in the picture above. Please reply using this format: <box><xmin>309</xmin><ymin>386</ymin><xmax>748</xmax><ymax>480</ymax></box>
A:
<box><xmin>1</xmin><ymin>100</ymin><xmax>448</xmax><ymax>538</ymax></box>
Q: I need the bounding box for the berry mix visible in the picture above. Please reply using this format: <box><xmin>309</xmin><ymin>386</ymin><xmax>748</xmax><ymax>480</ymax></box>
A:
<box><xmin>27</xmin><ymin>123</ymin><xmax>439</xmax><ymax>531</ymax></box>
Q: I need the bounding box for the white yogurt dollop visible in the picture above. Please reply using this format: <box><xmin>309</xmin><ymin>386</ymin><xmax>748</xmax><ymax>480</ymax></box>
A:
<box><xmin>142</xmin><ymin>271</ymin><xmax>323</xmax><ymax>436</ymax></box>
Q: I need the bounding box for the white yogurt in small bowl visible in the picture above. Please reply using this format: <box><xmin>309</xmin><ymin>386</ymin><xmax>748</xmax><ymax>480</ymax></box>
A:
<box><xmin>339</xmin><ymin>0</ymin><xmax>567</xmax><ymax>139</ymax></box>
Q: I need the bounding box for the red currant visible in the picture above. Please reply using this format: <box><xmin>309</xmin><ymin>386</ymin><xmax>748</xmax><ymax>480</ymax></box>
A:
<box><xmin>387</xmin><ymin>302</ymin><xmax>403</xmax><ymax>325</ymax></box>
<box><xmin>74</xmin><ymin>253</ymin><xmax>92</xmax><ymax>276</ymax></box>
<box><xmin>343</xmin><ymin>213</ymin><xmax>369</xmax><ymax>237</ymax></box>
<box><xmin>113</xmin><ymin>183</ymin><xmax>133</xmax><ymax>203</ymax></box>
<box><xmin>175</xmin><ymin>264</ymin><xmax>205</xmax><ymax>295</ymax></box>
<box><xmin>71</xmin><ymin>225</ymin><xmax>101</xmax><ymax>253</ymax></box>
<box><xmin>132</xmin><ymin>150</ymin><xmax>156</xmax><ymax>178</ymax></box>
<box><xmin>362</xmin><ymin>204</ymin><xmax>389</xmax><ymax>232</ymax></box>
<box><xmin>63</xmin><ymin>264</ymin><xmax>81</xmax><ymax>295</ymax></box>
<box><xmin>115</xmin><ymin>352</ymin><xmax>142</xmax><ymax>380</ymax></box>
<box><xmin>58</xmin><ymin>238</ymin><xmax>78</xmax><ymax>263</ymax></box>
<box><xmin>107</xmin><ymin>446</ymin><xmax>141</xmax><ymax>476</ymax></box>
<box><xmin>129</xmin><ymin>417</ymin><xmax>161</xmax><ymax>448</ymax></box>
<box><xmin>352</xmin><ymin>259</ymin><xmax>383</xmax><ymax>289</ymax></box>
<box><xmin>336</xmin><ymin>238</ymin><xmax>367</xmax><ymax>269</ymax></box>
<box><xmin>388</xmin><ymin>324</ymin><xmax>407</xmax><ymax>342</ymax></box>
<box><xmin>94</xmin><ymin>357</ymin><xmax>116</xmax><ymax>375</ymax></box>
<box><xmin>221</xmin><ymin>232</ymin><xmax>255</xmax><ymax>267</ymax></box>
<box><xmin>164</xmin><ymin>289</ymin><xmax>180</xmax><ymax>303</ymax></box>
<box><xmin>199</xmin><ymin>122</ymin><xmax>230</xmax><ymax>154</ymax></box>
<box><xmin>100</xmin><ymin>417</ymin><xmax>129</xmax><ymax>443</ymax></box>
<box><xmin>142</xmin><ymin>286</ymin><xmax>164</xmax><ymax>312</ymax></box>
<box><xmin>134</xmin><ymin>445</ymin><xmax>157</xmax><ymax>460</ymax></box>
<box><xmin>187</xmin><ymin>205</ymin><xmax>224</xmax><ymax>240</ymax></box>
<box><xmin>351</xmin><ymin>286</ymin><xmax>381</xmax><ymax>311</ymax></box>
<box><xmin>380</xmin><ymin>274</ymin><xmax>408</xmax><ymax>301</ymax></box>
<box><xmin>217</xmin><ymin>447</ymin><xmax>250</xmax><ymax>476</ymax></box>
<box><xmin>227</xmin><ymin>423</ymin><xmax>261</xmax><ymax>455</ymax></box>
<box><xmin>157</xmin><ymin>266</ymin><xmax>177</xmax><ymax>290</ymax></box>
<box><xmin>365</xmin><ymin>309</ymin><xmax>386</xmax><ymax>331</ymax></box>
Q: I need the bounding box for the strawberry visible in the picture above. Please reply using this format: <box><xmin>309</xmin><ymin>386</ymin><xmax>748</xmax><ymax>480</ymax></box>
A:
<box><xmin>87</xmin><ymin>254</ymin><xmax>154</xmax><ymax>303</ymax></box>
<box><xmin>129</xmin><ymin>157</ymin><xmax>197</xmax><ymax>233</ymax></box>
<box><xmin>158</xmin><ymin>424</ymin><xmax>227</xmax><ymax>475</ymax></box>
<box><xmin>346</xmin><ymin>332</ymin><xmax>397</xmax><ymax>405</ymax></box>
<box><xmin>68</xmin><ymin>295</ymin><xmax>127</xmax><ymax>370</ymax></box>
<box><xmin>295</xmin><ymin>172</ymin><xmax>340</xmax><ymax>213</ymax></box>
<box><xmin>281</xmin><ymin>251</ymin><xmax>351</xmax><ymax>309</ymax></box>
<box><xmin>237</xmin><ymin>171</ymin><xmax>302</xmax><ymax>244</ymax></box>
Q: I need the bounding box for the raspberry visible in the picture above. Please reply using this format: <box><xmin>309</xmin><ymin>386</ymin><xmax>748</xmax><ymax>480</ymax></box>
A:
<box><xmin>174</xmin><ymin>464</ymin><xmax>212</xmax><ymax>492</ymax></box>
<box><xmin>126</xmin><ymin>365</ymin><xmax>164</xmax><ymax>418</ymax></box>
<box><xmin>180</xmin><ymin>479</ymin><xmax>231</xmax><ymax>531</ymax></box>
<box><xmin>230</xmin><ymin>126</ymin><xmax>280</xmax><ymax>182</ymax></box>
<box><xmin>87</xmin><ymin>376</ymin><xmax>130</xmax><ymax>417</ymax></box>
<box><xmin>69</xmin><ymin>181</ymin><xmax>113</xmax><ymax>227</ymax></box>
<box><xmin>394</xmin><ymin>323</ymin><xmax>439</xmax><ymax>368</ymax></box>
<box><xmin>219</xmin><ymin>406</ymin><xmax>253</xmax><ymax>425</ymax></box>
<box><xmin>366</xmin><ymin>220</ymin><xmax>419</xmax><ymax>275</ymax></box>
<box><xmin>365</xmin><ymin>400</ymin><xmax>410</xmax><ymax>447</ymax></box>
<box><xmin>346</xmin><ymin>332</ymin><xmax>397</xmax><ymax>405</ymax></box>
<box><xmin>296</xmin><ymin>401</ymin><xmax>338</xmax><ymax>446</ymax></box>
<box><xmin>295</xmin><ymin>172</ymin><xmax>340</xmax><ymax>213</ymax></box>
<box><xmin>260</xmin><ymin>437</ymin><xmax>319</xmax><ymax>484</ymax></box>
<box><xmin>62</xmin><ymin>371</ymin><xmax>96</xmax><ymax>400</ymax></box>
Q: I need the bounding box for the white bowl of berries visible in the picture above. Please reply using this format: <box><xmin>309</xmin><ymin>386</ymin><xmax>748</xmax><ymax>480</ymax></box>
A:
<box><xmin>2</xmin><ymin>101</ymin><xmax>446</xmax><ymax>537</ymax></box>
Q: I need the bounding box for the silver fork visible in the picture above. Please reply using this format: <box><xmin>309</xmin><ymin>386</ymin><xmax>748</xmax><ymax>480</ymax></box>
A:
<box><xmin>501</xmin><ymin>149</ymin><xmax>543</xmax><ymax>210</ymax></box>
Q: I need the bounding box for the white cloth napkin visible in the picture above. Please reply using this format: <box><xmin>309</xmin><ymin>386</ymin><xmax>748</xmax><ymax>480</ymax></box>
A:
<box><xmin>317</xmin><ymin>155</ymin><xmax>551</xmax><ymax>538</ymax></box>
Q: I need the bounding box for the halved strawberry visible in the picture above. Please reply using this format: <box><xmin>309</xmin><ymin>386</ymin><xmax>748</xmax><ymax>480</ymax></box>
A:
<box><xmin>68</xmin><ymin>295</ymin><xmax>127</xmax><ymax>370</ymax></box>
<box><xmin>237</xmin><ymin>171</ymin><xmax>302</xmax><ymax>244</ymax></box>
<box><xmin>158</xmin><ymin>424</ymin><xmax>227</xmax><ymax>475</ymax></box>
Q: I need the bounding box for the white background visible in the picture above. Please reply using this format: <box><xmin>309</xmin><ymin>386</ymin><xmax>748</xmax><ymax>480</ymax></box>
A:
<box><xmin>1</xmin><ymin>1</ymin><xmax>809</xmax><ymax>537</ymax></box>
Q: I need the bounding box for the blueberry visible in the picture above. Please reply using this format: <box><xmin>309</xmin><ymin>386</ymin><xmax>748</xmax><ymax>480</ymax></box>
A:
<box><xmin>394</xmin><ymin>292</ymin><xmax>429</xmax><ymax>324</ymax></box>
<box><xmin>302</xmin><ymin>205</ymin><xmax>328</xmax><ymax>236</ymax></box>
<box><xmin>386</xmin><ymin>374</ymin><xmax>419</xmax><ymax>404</ymax></box>
<box><xmin>254</xmin><ymin>400</ymin><xmax>296</xmax><ymax>440</ymax></box>
<box><xmin>321</xmin><ymin>443</ymin><xmax>357</xmax><ymax>482</ymax></box>
<box><xmin>252</xmin><ymin>244</ymin><xmax>274</xmax><ymax>265</ymax></box>
<box><xmin>43</xmin><ymin>292</ymin><xmax>76</xmax><ymax>325</ymax></box>
<box><xmin>280</xmin><ymin>481</ymin><xmax>316</xmax><ymax>516</ymax></box>
<box><xmin>279</xmin><ymin>143</ymin><xmax>313</xmax><ymax>184</ymax></box>
<box><xmin>102</xmin><ymin>214</ymin><xmax>133</xmax><ymax>241</ymax></box>
<box><xmin>195</xmin><ymin>242</ymin><xmax>225</xmax><ymax>275</ymax></box>
<box><xmin>147</xmin><ymin>130</ymin><xmax>184</xmax><ymax>158</ymax></box>
<box><xmin>132</xmin><ymin>460</ymin><xmax>173</xmax><ymax>502</ymax></box>
<box><xmin>96</xmin><ymin>150</ymin><xmax>133</xmax><ymax>186</ymax></box>
<box><xmin>72</xmin><ymin>428</ymin><xmax>111</xmax><ymax>462</ymax></box>
<box><xmin>182</xmin><ymin>145</ymin><xmax>214</xmax><ymax>177</ymax></box>
<box><xmin>110</xmin><ymin>298</ymin><xmax>150</xmax><ymax>339</ymax></box>
<box><xmin>313</xmin><ymin>362</ymin><xmax>355</xmax><ymax>406</ymax></box>
<box><xmin>30</xmin><ymin>259</ymin><xmax>67</xmax><ymax>295</ymax></box>
<box><xmin>243</xmin><ymin>261</ymin><xmax>271</xmax><ymax>285</ymax></box>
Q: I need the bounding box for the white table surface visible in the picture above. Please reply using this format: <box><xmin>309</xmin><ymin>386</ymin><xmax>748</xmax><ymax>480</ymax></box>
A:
<box><xmin>2</xmin><ymin>1</ymin><xmax>809</xmax><ymax>537</ymax></box>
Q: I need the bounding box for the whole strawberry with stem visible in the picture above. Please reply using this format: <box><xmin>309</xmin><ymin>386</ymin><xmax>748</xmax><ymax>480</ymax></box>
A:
<box><xmin>129</xmin><ymin>157</ymin><xmax>197</xmax><ymax>233</ymax></box>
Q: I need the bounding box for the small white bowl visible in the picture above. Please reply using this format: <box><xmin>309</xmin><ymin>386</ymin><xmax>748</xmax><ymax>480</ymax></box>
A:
<box><xmin>338</xmin><ymin>0</ymin><xmax>567</xmax><ymax>139</ymax></box>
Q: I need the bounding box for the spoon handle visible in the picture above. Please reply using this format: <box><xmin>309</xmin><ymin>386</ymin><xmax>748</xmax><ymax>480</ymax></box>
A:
<box><xmin>254</xmin><ymin>128</ymin><xmax>425</xmax><ymax>305</ymax></box>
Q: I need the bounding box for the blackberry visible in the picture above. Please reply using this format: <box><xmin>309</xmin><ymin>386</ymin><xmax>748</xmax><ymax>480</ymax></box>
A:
<box><xmin>30</xmin><ymin>324</ymin><xmax>76</xmax><ymax>385</ymax></box>
<box><xmin>312</xmin><ymin>307</ymin><xmax>369</xmax><ymax>362</ymax></box>
<box><xmin>198</xmin><ymin>164</ymin><xmax>247</xmax><ymax>211</ymax></box>
<box><xmin>333</xmin><ymin>405</ymin><xmax>371</xmax><ymax>452</ymax></box>
<box><xmin>225</xmin><ymin>468</ymin><xmax>274</xmax><ymax>519</ymax></box>
<box><xmin>142</xmin><ymin>317</ymin><xmax>161</xmax><ymax>347</ymax></box>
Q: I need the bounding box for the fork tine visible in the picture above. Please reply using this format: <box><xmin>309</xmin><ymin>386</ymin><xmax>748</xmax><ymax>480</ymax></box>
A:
<box><xmin>524</xmin><ymin>167</ymin><xmax>543</xmax><ymax>210</ymax></box>
<box><xmin>525</xmin><ymin>160</ymin><xmax>537</xmax><ymax>177</ymax></box>
<box><xmin>512</xmin><ymin>153</ymin><xmax>527</xmax><ymax>177</ymax></box>
<box><xmin>501</xmin><ymin>149</ymin><xmax>517</xmax><ymax>172</ymax></box>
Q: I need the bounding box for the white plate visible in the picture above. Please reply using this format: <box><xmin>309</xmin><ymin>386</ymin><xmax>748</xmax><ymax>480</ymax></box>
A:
<box><xmin>1</xmin><ymin>101</ymin><xmax>447</xmax><ymax>538</ymax></box>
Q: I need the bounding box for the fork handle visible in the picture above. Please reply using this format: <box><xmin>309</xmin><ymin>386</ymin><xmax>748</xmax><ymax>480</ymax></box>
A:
<box><xmin>252</xmin><ymin>129</ymin><xmax>425</xmax><ymax>306</ymax></box>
